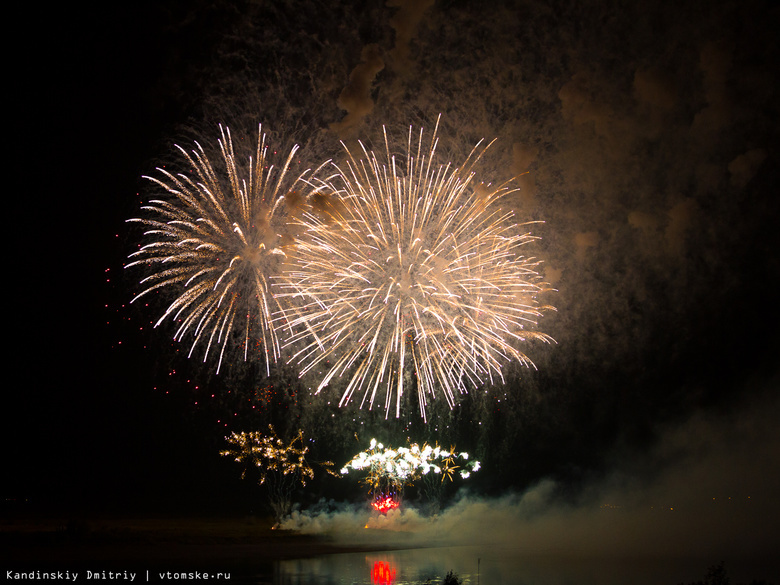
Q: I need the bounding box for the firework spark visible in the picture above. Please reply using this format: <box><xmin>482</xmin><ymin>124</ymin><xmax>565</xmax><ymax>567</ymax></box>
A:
<box><xmin>221</xmin><ymin>425</ymin><xmax>336</xmax><ymax>487</ymax></box>
<box><xmin>126</xmin><ymin>126</ymin><xmax>315</xmax><ymax>374</ymax></box>
<box><xmin>281</xmin><ymin>119</ymin><xmax>554</xmax><ymax>419</ymax></box>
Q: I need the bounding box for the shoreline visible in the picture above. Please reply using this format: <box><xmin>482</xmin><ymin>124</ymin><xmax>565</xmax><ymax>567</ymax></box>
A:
<box><xmin>2</xmin><ymin>514</ymin><xmax>395</xmax><ymax>570</ymax></box>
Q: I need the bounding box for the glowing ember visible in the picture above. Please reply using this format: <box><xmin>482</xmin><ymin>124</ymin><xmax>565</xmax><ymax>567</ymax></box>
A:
<box><xmin>371</xmin><ymin>495</ymin><xmax>401</xmax><ymax>514</ymax></box>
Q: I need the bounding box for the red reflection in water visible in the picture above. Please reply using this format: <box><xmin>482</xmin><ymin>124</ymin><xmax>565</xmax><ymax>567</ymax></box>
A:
<box><xmin>371</xmin><ymin>561</ymin><xmax>397</xmax><ymax>584</ymax></box>
<box><xmin>371</xmin><ymin>496</ymin><xmax>400</xmax><ymax>514</ymax></box>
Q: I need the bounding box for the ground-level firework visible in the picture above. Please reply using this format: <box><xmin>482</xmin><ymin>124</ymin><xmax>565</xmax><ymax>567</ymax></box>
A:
<box><xmin>341</xmin><ymin>438</ymin><xmax>480</xmax><ymax>513</ymax></box>
<box><xmin>126</xmin><ymin>125</ymin><xmax>318</xmax><ymax>375</ymax></box>
<box><xmin>281</xmin><ymin>118</ymin><xmax>554</xmax><ymax>420</ymax></box>
<box><xmin>221</xmin><ymin>425</ymin><xmax>338</xmax><ymax>520</ymax></box>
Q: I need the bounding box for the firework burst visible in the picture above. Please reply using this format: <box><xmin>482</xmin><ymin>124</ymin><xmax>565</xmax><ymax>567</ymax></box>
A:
<box><xmin>126</xmin><ymin>125</ymin><xmax>315</xmax><ymax>374</ymax></box>
<box><xmin>281</xmin><ymin>119</ymin><xmax>554</xmax><ymax>419</ymax></box>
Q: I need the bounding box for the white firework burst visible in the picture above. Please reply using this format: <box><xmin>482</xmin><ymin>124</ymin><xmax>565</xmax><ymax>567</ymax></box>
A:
<box><xmin>126</xmin><ymin>125</ymin><xmax>315</xmax><ymax>374</ymax></box>
<box><xmin>280</xmin><ymin>119</ymin><xmax>554</xmax><ymax>420</ymax></box>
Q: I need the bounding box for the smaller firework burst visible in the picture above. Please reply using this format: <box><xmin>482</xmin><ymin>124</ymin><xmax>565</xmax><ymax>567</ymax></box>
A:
<box><xmin>221</xmin><ymin>425</ymin><xmax>337</xmax><ymax>519</ymax></box>
<box><xmin>126</xmin><ymin>125</ymin><xmax>322</xmax><ymax>375</ymax></box>
<box><xmin>341</xmin><ymin>438</ymin><xmax>479</xmax><ymax>512</ymax></box>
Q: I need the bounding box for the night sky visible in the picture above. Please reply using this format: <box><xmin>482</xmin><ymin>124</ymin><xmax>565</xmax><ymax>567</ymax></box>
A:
<box><xmin>8</xmin><ymin>0</ymin><xmax>780</xmax><ymax>561</ymax></box>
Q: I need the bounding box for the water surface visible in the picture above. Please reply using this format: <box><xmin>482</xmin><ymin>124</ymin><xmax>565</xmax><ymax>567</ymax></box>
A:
<box><xmin>273</xmin><ymin>546</ymin><xmax>778</xmax><ymax>585</ymax></box>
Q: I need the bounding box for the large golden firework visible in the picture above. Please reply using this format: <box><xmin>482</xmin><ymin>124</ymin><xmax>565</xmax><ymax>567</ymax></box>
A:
<box><xmin>281</xmin><ymin>119</ymin><xmax>554</xmax><ymax>419</ymax></box>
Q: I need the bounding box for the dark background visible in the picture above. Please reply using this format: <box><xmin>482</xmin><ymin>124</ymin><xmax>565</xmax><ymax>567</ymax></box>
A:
<box><xmin>7</xmin><ymin>0</ymin><xmax>780</xmax><ymax>560</ymax></box>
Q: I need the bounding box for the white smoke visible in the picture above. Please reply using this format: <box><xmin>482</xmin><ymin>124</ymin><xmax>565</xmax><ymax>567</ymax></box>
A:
<box><xmin>281</xmin><ymin>385</ymin><xmax>780</xmax><ymax>560</ymax></box>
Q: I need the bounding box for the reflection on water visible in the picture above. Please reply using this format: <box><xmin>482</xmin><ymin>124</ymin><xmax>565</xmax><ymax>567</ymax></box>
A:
<box><xmin>275</xmin><ymin>546</ymin><xmax>777</xmax><ymax>585</ymax></box>
<box><xmin>371</xmin><ymin>560</ymin><xmax>397</xmax><ymax>584</ymax></box>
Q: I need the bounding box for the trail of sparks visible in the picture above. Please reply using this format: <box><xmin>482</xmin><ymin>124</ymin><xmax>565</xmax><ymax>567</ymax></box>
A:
<box><xmin>126</xmin><ymin>125</ymin><xmax>314</xmax><ymax>374</ymax></box>
<box><xmin>281</xmin><ymin>119</ymin><xmax>553</xmax><ymax>419</ymax></box>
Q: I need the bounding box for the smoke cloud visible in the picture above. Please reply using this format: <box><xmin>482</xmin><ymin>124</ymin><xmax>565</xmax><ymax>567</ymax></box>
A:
<box><xmin>282</xmin><ymin>382</ymin><xmax>780</xmax><ymax>560</ymax></box>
